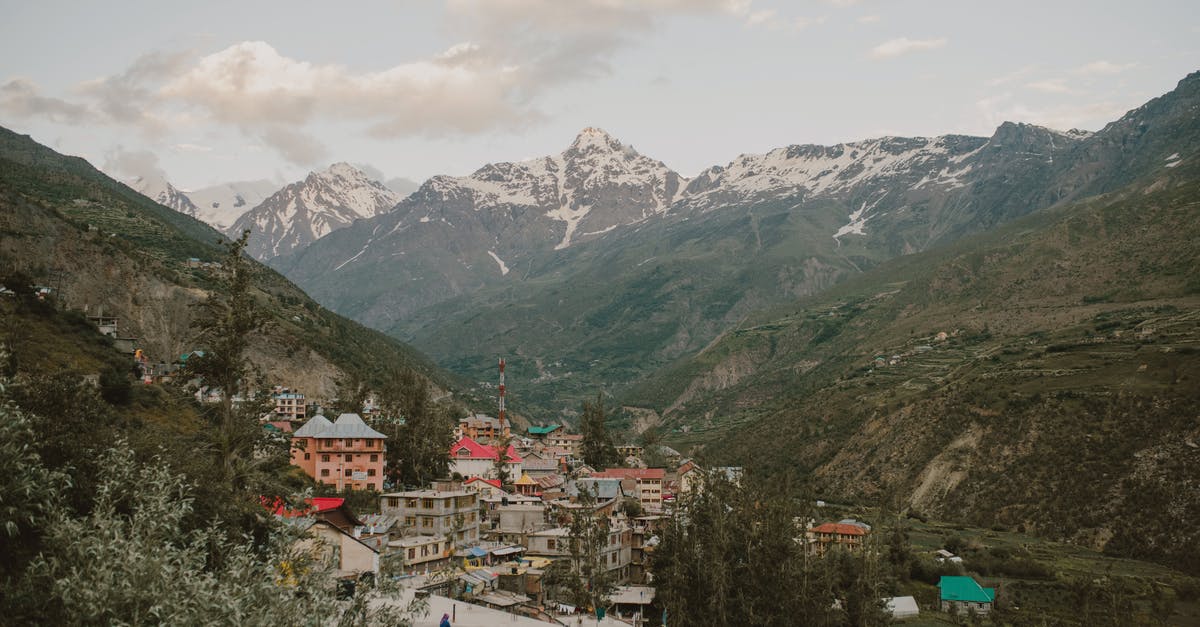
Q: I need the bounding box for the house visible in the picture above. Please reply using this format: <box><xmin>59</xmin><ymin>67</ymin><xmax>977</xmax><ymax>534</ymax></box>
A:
<box><xmin>383</xmin><ymin>534</ymin><xmax>451</xmax><ymax>574</ymax></box>
<box><xmin>527</xmin><ymin>424</ymin><xmax>561</xmax><ymax>440</ymax></box>
<box><xmin>380</xmin><ymin>489</ymin><xmax>480</xmax><ymax>546</ymax></box>
<box><xmin>291</xmin><ymin>518</ymin><xmax>381</xmax><ymax>577</ymax></box>
<box><xmin>463</xmin><ymin>476</ymin><xmax>504</xmax><ymax>498</ymax></box>
<box><xmin>545</xmin><ymin>432</ymin><xmax>583</xmax><ymax>455</ymax></box>
<box><xmin>273</xmin><ymin>387</ymin><xmax>306</xmax><ymax>421</ymax></box>
<box><xmin>809</xmin><ymin>522</ymin><xmax>868</xmax><ymax>554</ymax></box>
<box><xmin>521</xmin><ymin>451</ymin><xmax>562</xmax><ymax>479</ymax></box>
<box><xmin>616</xmin><ymin>444</ymin><xmax>644</xmax><ymax>459</ymax></box>
<box><xmin>590</xmin><ymin>468</ymin><xmax>666</xmax><ymax>513</ymax></box>
<box><xmin>939</xmin><ymin>576</ymin><xmax>995</xmax><ymax>615</ymax></box>
<box><xmin>457</xmin><ymin>413</ymin><xmax>509</xmax><ymax>442</ymax></box>
<box><xmin>289</xmin><ymin>414</ymin><xmax>387</xmax><ymax>491</ymax></box>
<box><xmin>449</xmin><ymin>436</ymin><xmax>523</xmax><ymax>480</ymax></box>
<box><xmin>675</xmin><ymin>460</ymin><xmax>703</xmax><ymax>495</ymax></box>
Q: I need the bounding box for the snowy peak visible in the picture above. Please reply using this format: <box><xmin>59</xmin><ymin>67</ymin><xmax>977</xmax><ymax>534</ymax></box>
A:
<box><xmin>567</xmin><ymin>126</ymin><xmax>625</xmax><ymax>155</ymax></box>
<box><xmin>130</xmin><ymin>175</ymin><xmax>200</xmax><ymax>217</ymax></box>
<box><xmin>231</xmin><ymin>163</ymin><xmax>401</xmax><ymax>260</ymax></box>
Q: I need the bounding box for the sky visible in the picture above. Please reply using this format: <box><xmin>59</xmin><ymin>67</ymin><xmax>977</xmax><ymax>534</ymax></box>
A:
<box><xmin>1</xmin><ymin>0</ymin><xmax>1197</xmax><ymax>190</ymax></box>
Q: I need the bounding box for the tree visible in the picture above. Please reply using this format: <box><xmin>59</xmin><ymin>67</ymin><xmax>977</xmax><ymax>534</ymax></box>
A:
<box><xmin>184</xmin><ymin>231</ymin><xmax>275</xmax><ymax>489</ymax></box>
<box><xmin>580</xmin><ymin>392</ymin><xmax>618</xmax><ymax>469</ymax></box>
<box><xmin>9</xmin><ymin>439</ymin><xmax>422</xmax><ymax>625</ymax></box>
<box><xmin>376</xmin><ymin>369</ymin><xmax>453</xmax><ymax>488</ymax></box>
<box><xmin>560</xmin><ymin>485</ymin><xmax>616</xmax><ymax>611</ymax></box>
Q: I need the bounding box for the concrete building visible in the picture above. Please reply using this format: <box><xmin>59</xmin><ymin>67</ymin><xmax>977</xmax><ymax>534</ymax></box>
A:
<box><xmin>273</xmin><ymin>387</ymin><xmax>306</xmax><ymax>421</ymax></box>
<box><xmin>589</xmin><ymin>468</ymin><xmax>666</xmax><ymax>512</ymax></box>
<box><xmin>290</xmin><ymin>414</ymin><xmax>386</xmax><ymax>491</ymax></box>
<box><xmin>449</xmin><ymin>436</ymin><xmax>523</xmax><ymax>480</ymax></box>
<box><xmin>381</xmin><ymin>489</ymin><xmax>481</xmax><ymax>546</ymax></box>
<box><xmin>939</xmin><ymin>576</ymin><xmax>995</xmax><ymax>615</ymax></box>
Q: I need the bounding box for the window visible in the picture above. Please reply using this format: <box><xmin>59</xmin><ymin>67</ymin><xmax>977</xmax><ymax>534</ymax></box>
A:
<box><xmin>344</xmin><ymin>439</ymin><xmax>353</xmax><ymax>447</ymax></box>
<box><xmin>386</xmin><ymin>497</ymin><xmax>399</xmax><ymax>508</ymax></box>
<box><xmin>406</xmin><ymin>498</ymin><xmax>418</xmax><ymax>508</ymax></box>
<box><xmin>321</xmin><ymin>454</ymin><xmax>330</xmax><ymax>462</ymax></box>
<box><xmin>408</xmin><ymin>548</ymin><xmax>415</xmax><ymax>559</ymax></box>
<box><xmin>320</xmin><ymin>469</ymin><xmax>330</xmax><ymax>477</ymax></box>
<box><xmin>547</xmin><ymin>538</ymin><xmax>556</xmax><ymax>550</ymax></box>
<box><xmin>367</xmin><ymin>469</ymin><xmax>376</xmax><ymax>477</ymax></box>
<box><xmin>405</xmin><ymin>516</ymin><xmax>415</xmax><ymax>526</ymax></box>
<box><xmin>345</xmin><ymin>469</ymin><xmax>352</xmax><ymax>477</ymax></box>
<box><xmin>370</xmin><ymin>454</ymin><xmax>378</xmax><ymax>462</ymax></box>
<box><xmin>422</xmin><ymin>498</ymin><xmax>434</xmax><ymax>509</ymax></box>
<box><xmin>422</xmin><ymin>518</ymin><xmax>433</xmax><ymax>528</ymax></box>
<box><xmin>345</xmin><ymin>454</ymin><xmax>353</xmax><ymax>462</ymax></box>
<box><xmin>304</xmin><ymin>453</ymin><xmax>310</xmax><ymax>460</ymax></box>
<box><xmin>457</xmin><ymin>449</ymin><xmax>471</xmax><ymax>457</ymax></box>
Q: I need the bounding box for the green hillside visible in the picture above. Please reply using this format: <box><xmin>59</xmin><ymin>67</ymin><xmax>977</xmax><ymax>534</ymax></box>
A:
<box><xmin>625</xmin><ymin>162</ymin><xmax>1200</xmax><ymax>573</ymax></box>
<box><xmin>0</xmin><ymin>126</ymin><xmax>464</xmax><ymax>401</ymax></box>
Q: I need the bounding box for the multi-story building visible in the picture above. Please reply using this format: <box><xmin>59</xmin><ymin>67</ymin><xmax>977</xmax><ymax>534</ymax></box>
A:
<box><xmin>545</xmin><ymin>433</ymin><xmax>583</xmax><ymax>456</ymax></box>
<box><xmin>456</xmin><ymin>413</ymin><xmax>509</xmax><ymax>442</ymax></box>
<box><xmin>383</xmin><ymin>535</ymin><xmax>451</xmax><ymax>574</ymax></box>
<box><xmin>526</xmin><ymin>520</ymin><xmax>632</xmax><ymax>583</ymax></box>
<box><xmin>273</xmin><ymin>388</ymin><xmax>306</xmax><ymax>421</ymax></box>
<box><xmin>380</xmin><ymin>489</ymin><xmax>480</xmax><ymax>546</ymax></box>
<box><xmin>629</xmin><ymin>515</ymin><xmax>664</xmax><ymax>584</ymax></box>
<box><xmin>290</xmin><ymin>414</ymin><xmax>386</xmax><ymax>491</ymax></box>
<box><xmin>809</xmin><ymin>522</ymin><xmax>868</xmax><ymax>555</ymax></box>
<box><xmin>449</xmin><ymin>436</ymin><xmax>523</xmax><ymax>480</ymax></box>
<box><xmin>589</xmin><ymin>468</ymin><xmax>666</xmax><ymax>513</ymax></box>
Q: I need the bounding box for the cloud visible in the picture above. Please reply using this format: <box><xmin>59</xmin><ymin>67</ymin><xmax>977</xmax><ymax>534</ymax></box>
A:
<box><xmin>1025</xmin><ymin>79</ymin><xmax>1075</xmax><ymax>94</ymax></box>
<box><xmin>0</xmin><ymin>78</ymin><xmax>94</xmax><ymax>124</ymax></box>
<box><xmin>258</xmin><ymin>125</ymin><xmax>329</xmax><ymax>166</ymax></box>
<box><xmin>76</xmin><ymin>50</ymin><xmax>192</xmax><ymax>135</ymax></box>
<box><xmin>102</xmin><ymin>146</ymin><xmax>168</xmax><ymax>184</ymax></box>
<box><xmin>1075</xmin><ymin>60</ymin><xmax>1136</xmax><ymax>75</ymax></box>
<box><xmin>975</xmin><ymin>92</ymin><xmax>1127</xmax><ymax>132</ymax></box>
<box><xmin>870</xmin><ymin>37</ymin><xmax>947</xmax><ymax>59</ymax></box>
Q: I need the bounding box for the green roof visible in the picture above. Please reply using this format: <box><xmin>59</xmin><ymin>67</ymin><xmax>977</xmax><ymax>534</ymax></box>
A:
<box><xmin>938</xmin><ymin>576</ymin><xmax>995</xmax><ymax>603</ymax></box>
<box><xmin>528</xmin><ymin>425</ymin><xmax>561</xmax><ymax>435</ymax></box>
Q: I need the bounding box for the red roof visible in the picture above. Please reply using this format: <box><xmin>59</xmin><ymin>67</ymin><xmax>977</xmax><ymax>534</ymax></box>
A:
<box><xmin>465</xmin><ymin>477</ymin><xmax>502</xmax><ymax>488</ymax></box>
<box><xmin>450</xmin><ymin>436</ymin><xmax>523</xmax><ymax>463</ymax></box>
<box><xmin>263</xmin><ymin>496</ymin><xmax>346</xmax><ymax>517</ymax></box>
<box><xmin>811</xmin><ymin>523</ymin><xmax>868</xmax><ymax>536</ymax></box>
<box><xmin>591</xmin><ymin>468</ymin><xmax>665</xmax><ymax>480</ymax></box>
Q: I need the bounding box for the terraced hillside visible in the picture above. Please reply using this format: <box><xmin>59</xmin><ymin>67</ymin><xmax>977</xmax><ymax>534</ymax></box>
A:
<box><xmin>625</xmin><ymin>161</ymin><xmax>1200</xmax><ymax>573</ymax></box>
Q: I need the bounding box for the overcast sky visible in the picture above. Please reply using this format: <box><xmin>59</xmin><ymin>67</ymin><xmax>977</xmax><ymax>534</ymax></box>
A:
<box><xmin>2</xmin><ymin>0</ymin><xmax>1197</xmax><ymax>190</ymax></box>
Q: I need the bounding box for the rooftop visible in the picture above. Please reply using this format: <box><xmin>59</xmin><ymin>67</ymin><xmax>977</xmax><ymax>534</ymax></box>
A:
<box><xmin>293</xmin><ymin>413</ymin><xmax>386</xmax><ymax>439</ymax></box>
<box><xmin>939</xmin><ymin>576</ymin><xmax>996</xmax><ymax>603</ymax></box>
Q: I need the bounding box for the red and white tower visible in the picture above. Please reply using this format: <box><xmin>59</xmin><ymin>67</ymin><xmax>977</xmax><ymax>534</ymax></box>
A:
<box><xmin>497</xmin><ymin>357</ymin><xmax>506</xmax><ymax>430</ymax></box>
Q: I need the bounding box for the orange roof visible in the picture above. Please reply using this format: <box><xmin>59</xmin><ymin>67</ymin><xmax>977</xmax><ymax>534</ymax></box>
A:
<box><xmin>812</xmin><ymin>523</ymin><xmax>868</xmax><ymax>536</ymax></box>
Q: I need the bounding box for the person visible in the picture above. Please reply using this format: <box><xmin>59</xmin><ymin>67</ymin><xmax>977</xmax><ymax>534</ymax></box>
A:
<box><xmin>440</xmin><ymin>613</ymin><xmax>451</xmax><ymax>627</ymax></box>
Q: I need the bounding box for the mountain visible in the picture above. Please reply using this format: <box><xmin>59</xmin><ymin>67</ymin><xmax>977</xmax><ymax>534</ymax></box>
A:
<box><xmin>184</xmin><ymin>179</ymin><xmax>280</xmax><ymax>232</ymax></box>
<box><xmin>278</xmin><ymin>72</ymin><xmax>1200</xmax><ymax>418</ymax></box>
<box><xmin>129</xmin><ymin>173</ymin><xmax>201</xmax><ymax>218</ymax></box>
<box><xmin>276</xmin><ymin>127</ymin><xmax>686</xmax><ymax>324</ymax></box>
<box><xmin>624</xmin><ymin>157</ymin><xmax>1200</xmax><ymax>572</ymax></box>
<box><xmin>232</xmin><ymin>162</ymin><xmax>400</xmax><ymax>261</ymax></box>
<box><xmin>0</xmin><ymin>126</ymin><xmax>457</xmax><ymax>402</ymax></box>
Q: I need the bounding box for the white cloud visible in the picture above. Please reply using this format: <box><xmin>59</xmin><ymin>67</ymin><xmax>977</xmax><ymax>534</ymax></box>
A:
<box><xmin>975</xmin><ymin>92</ymin><xmax>1127</xmax><ymax>132</ymax></box>
<box><xmin>870</xmin><ymin>37</ymin><xmax>948</xmax><ymax>59</ymax></box>
<box><xmin>1025</xmin><ymin>78</ymin><xmax>1075</xmax><ymax>94</ymax></box>
<box><xmin>0</xmin><ymin>78</ymin><xmax>94</xmax><ymax>124</ymax></box>
<box><xmin>102</xmin><ymin>146</ymin><xmax>168</xmax><ymax>184</ymax></box>
<box><xmin>1076</xmin><ymin>60</ymin><xmax>1136</xmax><ymax>75</ymax></box>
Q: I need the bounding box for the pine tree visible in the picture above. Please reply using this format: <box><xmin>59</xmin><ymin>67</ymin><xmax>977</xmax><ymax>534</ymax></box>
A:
<box><xmin>376</xmin><ymin>369</ymin><xmax>452</xmax><ymax>488</ymax></box>
<box><xmin>580</xmin><ymin>392</ymin><xmax>618</xmax><ymax>469</ymax></box>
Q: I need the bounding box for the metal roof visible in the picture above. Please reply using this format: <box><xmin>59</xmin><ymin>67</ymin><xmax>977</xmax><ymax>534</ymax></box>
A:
<box><xmin>939</xmin><ymin>576</ymin><xmax>995</xmax><ymax>603</ymax></box>
<box><xmin>293</xmin><ymin>414</ymin><xmax>333</xmax><ymax>437</ymax></box>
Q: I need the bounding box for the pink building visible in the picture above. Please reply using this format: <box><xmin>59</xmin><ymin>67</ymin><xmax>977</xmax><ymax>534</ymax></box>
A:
<box><xmin>291</xmin><ymin>413</ymin><xmax>387</xmax><ymax>491</ymax></box>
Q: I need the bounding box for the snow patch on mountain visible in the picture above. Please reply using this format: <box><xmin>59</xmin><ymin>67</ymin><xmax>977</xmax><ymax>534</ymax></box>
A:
<box><xmin>487</xmin><ymin>250</ymin><xmax>510</xmax><ymax>275</ymax></box>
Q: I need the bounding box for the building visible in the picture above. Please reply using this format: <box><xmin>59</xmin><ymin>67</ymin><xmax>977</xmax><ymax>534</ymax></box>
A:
<box><xmin>527</xmin><ymin>424</ymin><xmax>561</xmax><ymax>440</ymax></box>
<box><xmin>290</xmin><ymin>414</ymin><xmax>387</xmax><ymax>491</ymax></box>
<box><xmin>463</xmin><ymin>476</ymin><xmax>504</xmax><ymax>498</ymax></box>
<box><xmin>545</xmin><ymin>433</ymin><xmax>583</xmax><ymax>456</ymax></box>
<box><xmin>809</xmin><ymin>522</ymin><xmax>868</xmax><ymax>554</ymax></box>
<box><xmin>521</xmin><ymin>451</ymin><xmax>562</xmax><ymax>479</ymax></box>
<box><xmin>885</xmin><ymin>596</ymin><xmax>920</xmax><ymax>619</ymax></box>
<box><xmin>675</xmin><ymin>460</ymin><xmax>703</xmax><ymax>495</ymax></box>
<box><xmin>589</xmin><ymin>468</ymin><xmax>666</xmax><ymax>512</ymax></box>
<box><xmin>290</xmin><ymin>519</ymin><xmax>380</xmax><ymax>577</ymax></box>
<box><xmin>380</xmin><ymin>489</ymin><xmax>481</xmax><ymax>546</ymax></box>
<box><xmin>616</xmin><ymin>444</ymin><xmax>644</xmax><ymax>459</ymax></box>
<box><xmin>939</xmin><ymin>576</ymin><xmax>996</xmax><ymax>615</ymax></box>
<box><xmin>273</xmin><ymin>388</ymin><xmax>306</xmax><ymax>421</ymax></box>
<box><xmin>449</xmin><ymin>436</ymin><xmax>523</xmax><ymax>480</ymax></box>
<box><xmin>383</xmin><ymin>534</ymin><xmax>451</xmax><ymax>574</ymax></box>
<box><xmin>457</xmin><ymin>413</ymin><xmax>509</xmax><ymax>442</ymax></box>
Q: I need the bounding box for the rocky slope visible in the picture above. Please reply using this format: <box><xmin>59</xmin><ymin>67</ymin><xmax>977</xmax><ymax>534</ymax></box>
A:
<box><xmin>280</xmin><ymin>72</ymin><xmax>1200</xmax><ymax>418</ymax></box>
<box><xmin>231</xmin><ymin>163</ymin><xmax>400</xmax><ymax>261</ymax></box>
<box><xmin>0</xmin><ymin>126</ymin><xmax>455</xmax><ymax>402</ymax></box>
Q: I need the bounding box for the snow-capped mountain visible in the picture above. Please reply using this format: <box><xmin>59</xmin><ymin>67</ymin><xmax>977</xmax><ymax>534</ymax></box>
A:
<box><xmin>276</xmin><ymin>127</ymin><xmax>687</xmax><ymax>322</ymax></box>
<box><xmin>231</xmin><ymin>163</ymin><xmax>400</xmax><ymax>261</ymax></box>
<box><xmin>129</xmin><ymin>174</ymin><xmax>200</xmax><ymax>217</ymax></box>
<box><xmin>185</xmin><ymin>179</ymin><xmax>279</xmax><ymax>232</ymax></box>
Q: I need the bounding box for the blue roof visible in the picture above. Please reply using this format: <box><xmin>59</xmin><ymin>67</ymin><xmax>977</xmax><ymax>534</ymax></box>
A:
<box><xmin>468</xmin><ymin>547</ymin><xmax>489</xmax><ymax>557</ymax></box>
